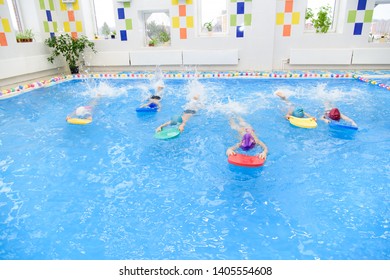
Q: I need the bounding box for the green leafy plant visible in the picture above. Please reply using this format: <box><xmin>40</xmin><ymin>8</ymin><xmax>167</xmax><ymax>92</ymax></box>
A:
<box><xmin>305</xmin><ymin>5</ymin><xmax>332</xmax><ymax>33</ymax></box>
<box><xmin>16</xmin><ymin>29</ymin><xmax>34</xmax><ymax>42</ymax></box>
<box><xmin>44</xmin><ymin>34</ymin><xmax>96</xmax><ymax>74</ymax></box>
<box><xmin>203</xmin><ymin>22</ymin><xmax>213</xmax><ymax>32</ymax></box>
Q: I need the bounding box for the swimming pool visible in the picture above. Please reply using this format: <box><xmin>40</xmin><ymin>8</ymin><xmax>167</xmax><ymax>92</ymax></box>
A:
<box><xmin>0</xmin><ymin>76</ymin><xmax>389</xmax><ymax>260</ymax></box>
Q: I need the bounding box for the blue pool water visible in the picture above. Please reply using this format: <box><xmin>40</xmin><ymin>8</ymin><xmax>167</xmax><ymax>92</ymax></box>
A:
<box><xmin>0</xmin><ymin>77</ymin><xmax>389</xmax><ymax>260</ymax></box>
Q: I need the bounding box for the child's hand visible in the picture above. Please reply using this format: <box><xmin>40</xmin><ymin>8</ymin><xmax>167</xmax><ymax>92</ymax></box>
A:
<box><xmin>156</xmin><ymin>126</ymin><xmax>162</xmax><ymax>133</ymax></box>
<box><xmin>258</xmin><ymin>151</ymin><xmax>267</xmax><ymax>160</ymax></box>
<box><xmin>226</xmin><ymin>148</ymin><xmax>236</xmax><ymax>157</ymax></box>
<box><xmin>178</xmin><ymin>124</ymin><xmax>185</xmax><ymax>132</ymax></box>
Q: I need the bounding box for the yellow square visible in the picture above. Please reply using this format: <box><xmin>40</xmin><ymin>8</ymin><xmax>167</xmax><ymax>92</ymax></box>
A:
<box><xmin>292</xmin><ymin>12</ymin><xmax>300</xmax><ymax>25</ymax></box>
<box><xmin>73</xmin><ymin>0</ymin><xmax>80</xmax><ymax>11</ymax></box>
<box><xmin>2</xmin><ymin>18</ymin><xmax>11</xmax><ymax>32</ymax></box>
<box><xmin>186</xmin><ymin>16</ymin><xmax>194</xmax><ymax>28</ymax></box>
<box><xmin>186</xmin><ymin>0</ymin><xmax>193</xmax><ymax>4</ymax></box>
<box><xmin>60</xmin><ymin>1</ymin><xmax>67</xmax><ymax>11</ymax></box>
<box><xmin>0</xmin><ymin>0</ymin><xmax>4</xmax><ymax>5</ymax></box>
<box><xmin>76</xmin><ymin>21</ymin><xmax>83</xmax><ymax>32</ymax></box>
<box><xmin>64</xmin><ymin>22</ymin><xmax>71</xmax><ymax>32</ymax></box>
<box><xmin>276</xmin><ymin>13</ymin><xmax>284</xmax><ymax>25</ymax></box>
<box><xmin>172</xmin><ymin>16</ymin><xmax>180</xmax><ymax>28</ymax></box>
<box><xmin>172</xmin><ymin>0</ymin><xmax>178</xmax><ymax>5</ymax></box>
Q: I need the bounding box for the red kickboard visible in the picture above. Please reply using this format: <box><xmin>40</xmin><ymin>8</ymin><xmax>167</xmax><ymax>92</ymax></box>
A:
<box><xmin>228</xmin><ymin>154</ymin><xmax>265</xmax><ymax>167</ymax></box>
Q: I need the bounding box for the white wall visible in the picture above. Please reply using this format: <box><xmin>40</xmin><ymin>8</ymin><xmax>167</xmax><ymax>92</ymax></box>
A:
<box><xmin>0</xmin><ymin>0</ymin><xmax>389</xmax><ymax>88</ymax></box>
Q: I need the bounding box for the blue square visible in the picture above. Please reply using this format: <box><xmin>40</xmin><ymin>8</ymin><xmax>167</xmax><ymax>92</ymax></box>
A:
<box><xmin>357</xmin><ymin>0</ymin><xmax>367</xmax><ymax>10</ymax></box>
<box><xmin>120</xmin><ymin>30</ymin><xmax>127</xmax><ymax>41</ymax></box>
<box><xmin>118</xmin><ymin>8</ymin><xmax>125</xmax><ymax>20</ymax></box>
<box><xmin>46</xmin><ymin>10</ymin><xmax>52</xmax><ymax>22</ymax></box>
<box><xmin>50</xmin><ymin>32</ymin><xmax>55</xmax><ymax>38</ymax></box>
<box><xmin>236</xmin><ymin>26</ymin><xmax>244</xmax><ymax>38</ymax></box>
<box><xmin>237</xmin><ymin>2</ymin><xmax>245</xmax><ymax>14</ymax></box>
<box><xmin>354</xmin><ymin>22</ymin><xmax>363</xmax><ymax>35</ymax></box>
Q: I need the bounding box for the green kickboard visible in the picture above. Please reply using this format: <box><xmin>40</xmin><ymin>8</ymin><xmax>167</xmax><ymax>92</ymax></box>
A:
<box><xmin>154</xmin><ymin>127</ymin><xmax>180</xmax><ymax>139</ymax></box>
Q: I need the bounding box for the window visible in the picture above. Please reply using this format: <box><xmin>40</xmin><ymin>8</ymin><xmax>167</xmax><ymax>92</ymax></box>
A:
<box><xmin>6</xmin><ymin>0</ymin><xmax>22</xmax><ymax>32</ymax></box>
<box><xmin>370</xmin><ymin>2</ymin><xmax>390</xmax><ymax>42</ymax></box>
<box><xmin>305</xmin><ymin>0</ymin><xmax>338</xmax><ymax>33</ymax></box>
<box><xmin>92</xmin><ymin>0</ymin><xmax>116</xmax><ymax>38</ymax></box>
<box><xmin>144</xmin><ymin>11</ymin><xmax>171</xmax><ymax>47</ymax></box>
<box><xmin>199</xmin><ymin>0</ymin><xmax>227</xmax><ymax>35</ymax></box>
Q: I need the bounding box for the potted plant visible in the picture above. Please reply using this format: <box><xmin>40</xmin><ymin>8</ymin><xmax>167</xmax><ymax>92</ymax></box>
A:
<box><xmin>305</xmin><ymin>5</ymin><xmax>332</xmax><ymax>33</ymax></box>
<box><xmin>16</xmin><ymin>29</ymin><xmax>34</xmax><ymax>43</ymax></box>
<box><xmin>148</xmin><ymin>37</ymin><xmax>157</xmax><ymax>47</ymax></box>
<box><xmin>44</xmin><ymin>33</ymin><xmax>96</xmax><ymax>74</ymax></box>
<box><xmin>203</xmin><ymin>22</ymin><xmax>213</xmax><ymax>32</ymax></box>
<box><xmin>111</xmin><ymin>30</ymin><xmax>116</xmax><ymax>39</ymax></box>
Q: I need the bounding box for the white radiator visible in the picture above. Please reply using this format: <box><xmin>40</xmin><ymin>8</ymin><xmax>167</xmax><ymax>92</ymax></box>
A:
<box><xmin>289</xmin><ymin>49</ymin><xmax>352</xmax><ymax>65</ymax></box>
<box><xmin>0</xmin><ymin>55</ymin><xmax>62</xmax><ymax>80</ymax></box>
<box><xmin>130</xmin><ymin>50</ymin><xmax>182</xmax><ymax>66</ymax></box>
<box><xmin>84</xmin><ymin>51</ymin><xmax>130</xmax><ymax>66</ymax></box>
<box><xmin>352</xmin><ymin>48</ymin><xmax>390</xmax><ymax>64</ymax></box>
<box><xmin>182</xmin><ymin>49</ymin><xmax>239</xmax><ymax>65</ymax></box>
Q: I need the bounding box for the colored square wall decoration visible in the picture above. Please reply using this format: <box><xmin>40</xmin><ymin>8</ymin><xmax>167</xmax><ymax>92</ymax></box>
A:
<box><xmin>172</xmin><ymin>1</ymin><xmax>194</xmax><ymax>40</ymax></box>
<box><xmin>276</xmin><ymin>0</ymin><xmax>299</xmax><ymax>37</ymax></box>
<box><xmin>348</xmin><ymin>0</ymin><xmax>373</xmax><ymax>36</ymax></box>
<box><xmin>230</xmin><ymin>0</ymin><xmax>253</xmax><ymax>38</ymax></box>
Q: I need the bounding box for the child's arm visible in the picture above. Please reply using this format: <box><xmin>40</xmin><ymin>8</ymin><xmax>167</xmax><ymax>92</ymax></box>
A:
<box><xmin>256</xmin><ymin>139</ymin><xmax>268</xmax><ymax>160</ymax></box>
<box><xmin>226</xmin><ymin>143</ymin><xmax>240</xmax><ymax>156</ymax></box>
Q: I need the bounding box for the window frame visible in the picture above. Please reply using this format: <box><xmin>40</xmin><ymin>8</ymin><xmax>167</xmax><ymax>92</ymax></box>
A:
<box><xmin>198</xmin><ymin>0</ymin><xmax>228</xmax><ymax>37</ymax></box>
<box><xmin>6</xmin><ymin>0</ymin><xmax>23</xmax><ymax>33</ymax></box>
<box><xmin>143</xmin><ymin>10</ymin><xmax>171</xmax><ymax>47</ymax></box>
<box><xmin>304</xmin><ymin>0</ymin><xmax>339</xmax><ymax>33</ymax></box>
<box><xmin>91</xmin><ymin>0</ymin><xmax>116</xmax><ymax>38</ymax></box>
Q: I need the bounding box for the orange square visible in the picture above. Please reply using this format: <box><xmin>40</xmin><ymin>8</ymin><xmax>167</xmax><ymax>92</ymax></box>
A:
<box><xmin>180</xmin><ymin>28</ymin><xmax>187</xmax><ymax>39</ymax></box>
<box><xmin>71</xmin><ymin>32</ymin><xmax>78</xmax><ymax>39</ymax></box>
<box><xmin>68</xmin><ymin>10</ymin><xmax>75</xmax><ymax>22</ymax></box>
<box><xmin>283</xmin><ymin>25</ymin><xmax>291</xmax><ymax>36</ymax></box>
<box><xmin>179</xmin><ymin>5</ymin><xmax>186</xmax><ymax>16</ymax></box>
<box><xmin>285</xmin><ymin>0</ymin><xmax>293</xmax><ymax>13</ymax></box>
<box><xmin>0</xmin><ymin>32</ymin><xmax>7</xmax><ymax>46</ymax></box>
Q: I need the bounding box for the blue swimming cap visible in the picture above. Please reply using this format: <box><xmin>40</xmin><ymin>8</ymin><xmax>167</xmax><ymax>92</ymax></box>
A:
<box><xmin>170</xmin><ymin>115</ymin><xmax>183</xmax><ymax>125</ymax></box>
<box><xmin>292</xmin><ymin>107</ymin><xmax>304</xmax><ymax>118</ymax></box>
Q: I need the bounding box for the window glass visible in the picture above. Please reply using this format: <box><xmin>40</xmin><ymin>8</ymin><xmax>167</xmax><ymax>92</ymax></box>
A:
<box><xmin>199</xmin><ymin>0</ymin><xmax>227</xmax><ymax>34</ymax></box>
<box><xmin>305</xmin><ymin>0</ymin><xmax>337</xmax><ymax>33</ymax></box>
<box><xmin>370</xmin><ymin>3</ymin><xmax>390</xmax><ymax>42</ymax></box>
<box><xmin>92</xmin><ymin>0</ymin><xmax>116</xmax><ymax>38</ymax></box>
<box><xmin>144</xmin><ymin>11</ymin><xmax>171</xmax><ymax>47</ymax></box>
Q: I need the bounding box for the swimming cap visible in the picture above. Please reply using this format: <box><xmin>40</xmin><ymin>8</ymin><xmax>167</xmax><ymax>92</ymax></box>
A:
<box><xmin>151</xmin><ymin>95</ymin><xmax>161</xmax><ymax>100</ymax></box>
<box><xmin>75</xmin><ymin>106</ymin><xmax>90</xmax><ymax>116</ymax></box>
<box><xmin>328</xmin><ymin>108</ymin><xmax>341</xmax><ymax>121</ymax></box>
<box><xmin>292</xmin><ymin>107</ymin><xmax>304</xmax><ymax>118</ymax></box>
<box><xmin>170</xmin><ymin>115</ymin><xmax>183</xmax><ymax>125</ymax></box>
<box><xmin>240</xmin><ymin>133</ymin><xmax>256</xmax><ymax>151</ymax></box>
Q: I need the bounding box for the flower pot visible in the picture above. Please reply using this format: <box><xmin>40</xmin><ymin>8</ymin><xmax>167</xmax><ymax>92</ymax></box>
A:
<box><xmin>70</xmin><ymin>66</ymin><xmax>79</xmax><ymax>74</ymax></box>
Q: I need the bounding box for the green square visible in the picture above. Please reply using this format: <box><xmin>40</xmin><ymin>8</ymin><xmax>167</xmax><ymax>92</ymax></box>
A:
<box><xmin>244</xmin><ymin>14</ymin><xmax>252</xmax><ymax>26</ymax></box>
<box><xmin>125</xmin><ymin>19</ymin><xmax>132</xmax><ymax>30</ymax></box>
<box><xmin>49</xmin><ymin>0</ymin><xmax>55</xmax><ymax>11</ymax></box>
<box><xmin>245</xmin><ymin>0</ymin><xmax>252</xmax><ymax>2</ymax></box>
<box><xmin>364</xmin><ymin>10</ymin><xmax>373</xmax><ymax>23</ymax></box>
<box><xmin>230</xmin><ymin>14</ymin><xmax>237</xmax><ymax>26</ymax></box>
<box><xmin>53</xmin><ymin>21</ymin><xmax>58</xmax><ymax>32</ymax></box>
<box><xmin>39</xmin><ymin>0</ymin><xmax>45</xmax><ymax>10</ymax></box>
<box><xmin>231</xmin><ymin>0</ymin><xmax>237</xmax><ymax>3</ymax></box>
<box><xmin>124</xmin><ymin>2</ymin><xmax>131</xmax><ymax>8</ymax></box>
<box><xmin>43</xmin><ymin>21</ymin><xmax>49</xmax><ymax>32</ymax></box>
<box><xmin>348</xmin><ymin>10</ymin><xmax>356</xmax><ymax>23</ymax></box>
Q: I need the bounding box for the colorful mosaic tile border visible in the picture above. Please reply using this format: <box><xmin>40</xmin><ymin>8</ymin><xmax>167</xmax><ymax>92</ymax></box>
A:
<box><xmin>276</xmin><ymin>0</ymin><xmax>300</xmax><ymax>37</ymax></box>
<box><xmin>230</xmin><ymin>0</ymin><xmax>252</xmax><ymax>38</ymax></box>
<box><xmin>117</xmin><ymin>1</ymin><xmax>132</xmax><ymax>41</ymax></box>
<box><xmin>172</xmin><ymin>0</ymin><xmax>194</xmax><ymax>40</ymax></box>
<box><xmin>347</xmin><ymin>0</ymin><xmax>373</xmax><ymax>35</ymax></box>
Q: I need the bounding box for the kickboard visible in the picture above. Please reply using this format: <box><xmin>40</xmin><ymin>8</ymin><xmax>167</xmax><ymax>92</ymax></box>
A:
<box><xmin>154</xmin><ymin>127</ymin><xmax>180</xmax><ymax>140</ymax></box>
<box><xmin>228</xmin><ymin>153</ymin><xmax>265</xmax><ymax>168</ymax></box>
<box><xmin>288</xmin><ymin>116</ymin><xmax>317</xmax><ymax>129</ymax></box>
<box><xmin>67</xmin><ymin>117</ymin><xmax>92</xmax><ymax>125</ymax></box>
<box><xmin>329</xmin><ymin>121</ymin><xmax>358</xmax><ymax>131</ymax></box>
<box><xmin>136</xmin><ymin>106</ymin><xmax>158</xmax><ymax>112</ymax></box>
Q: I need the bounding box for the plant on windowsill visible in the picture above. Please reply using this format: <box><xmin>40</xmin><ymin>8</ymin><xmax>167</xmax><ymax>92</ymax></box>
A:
<box><xmin>148</xmin><ymin>37</ymin><xmax>157</xmax><ymax>47</ymax></box>
<box><xmin>305</xmin><ymin>5</ymin><xmax>332</xmax><ymax>33</ymax></box>
<box><xmin>44</xmin><ymin>33</ymin><xmax>96</xmax><ymax>74</ymax></box>
<box><xmin>203</xmin><ymin>22</ymin><xmax>213</xmax><ymax>32</ymax></box>
<box><xmin>101</xmin><ymin>22</ymin><xmax>111</xmax><ymax>39</ymax></box>
<box><xmin>16</xmin><ymin>29</ymin><xmax>34</xmax><ymax>43</ymax></box>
